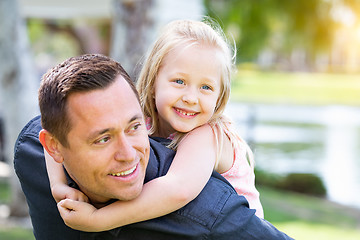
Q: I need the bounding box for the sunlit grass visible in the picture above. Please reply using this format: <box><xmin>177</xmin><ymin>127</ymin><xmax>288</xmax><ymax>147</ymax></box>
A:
<box><xmin>275</xmin><ymin>222</ymin><xmax>360</xmax><ymax>240</ymax></box>
<box><xmin>0</xmin><ymin>180</ymin><xmax>34</xmax><ymax>240</ymax></box>
<box><xmin>0</xmin><ymin>228</ymin><xmax>34</xmax><ymax>240</ymax></box>
<box><xmin>259</xmin><ymin>186</ymin><xmax>360</xmax><ymax>239</ymax></box>
<box><xmin>231</xmin><ymin>69</ymin><xmax>360</xmax><ymax>105</ymax></box>
<box><xmin>0</xmin><ymin>181</ymin><xmax>10</xmax><ymax>203</ymax></box>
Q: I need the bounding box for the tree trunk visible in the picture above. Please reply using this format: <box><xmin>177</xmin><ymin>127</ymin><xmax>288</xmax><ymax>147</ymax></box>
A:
<box><xmin>110</xmin><ymin>0</ymin><xmax>204</xmax><ymax>81</ymax></box>
<box><xmin>110</xmin><ymin>0</ymin><xmax>155</xmax><ymax>81</ymax></box>
<box><xmin>0</xmin><ymin>0</ymin><xmax>39</xmax><ymax>217</ymax></box>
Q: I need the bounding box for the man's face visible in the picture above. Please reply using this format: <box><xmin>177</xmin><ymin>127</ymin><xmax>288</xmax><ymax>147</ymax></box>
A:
<box><xmin>58</xmin><ymin>76</ymin><xmax>150</xmax><ymax>204</ymax></box>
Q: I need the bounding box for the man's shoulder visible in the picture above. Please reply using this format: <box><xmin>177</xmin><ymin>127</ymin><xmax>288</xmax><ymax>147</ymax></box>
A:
<box><xmin>176</xmin><ymin>172</ymin><xmax>243</xmax><ymax>228</ymax></box>
<box><xmin>149</xmin><ymin>137</ymin><xmax>174</xmax><ymax>158</ymax></box>
<box><xmin>145</xmin><ymin>138</ymin><xmax>175</xmax><ymax>182</ymax></box>
<box><xmin>16</xmin><ymin>115</ymin><xmax>42</xmax><ymax>140</ymax></box>
<box><xmin>14</xmin><ymin>115</ymin><xmax>42</xmax><ymax>159</ymax></box>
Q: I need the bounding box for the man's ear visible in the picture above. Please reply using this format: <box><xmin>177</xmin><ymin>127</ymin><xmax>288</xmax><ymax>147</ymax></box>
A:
<box><xmin>39</xmin><ymin>129</ymin><xmax>64</xmax><ymax>163</ymax></box>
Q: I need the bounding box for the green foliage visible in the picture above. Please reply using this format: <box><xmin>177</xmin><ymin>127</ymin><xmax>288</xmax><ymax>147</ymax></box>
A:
<box><xmin>255</xmin><ymin>169</ymin><xmax>327</xmax><ymax>196</ymax></box>
<box><xmin>204</xmin><ymin>0</ymin><xmax>341</xmax><ymax>63</ymax></box>
<box><xmin>279</xmin><ymin>173</ymin><xmax>326</xmax><ymax>197</ymax></box>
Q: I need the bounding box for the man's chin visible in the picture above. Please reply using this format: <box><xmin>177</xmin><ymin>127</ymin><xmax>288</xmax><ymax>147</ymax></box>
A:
<box><xmin>115</xmin><ymin>185</ymin><xmax>143</xmax><ymax>201</ymax></box>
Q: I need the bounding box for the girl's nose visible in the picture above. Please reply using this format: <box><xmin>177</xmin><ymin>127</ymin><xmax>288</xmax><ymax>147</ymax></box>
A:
<box><xmin>182</xmin><ymin>89</ymin><xmax>198</xmax><ymax>105</ymax></box>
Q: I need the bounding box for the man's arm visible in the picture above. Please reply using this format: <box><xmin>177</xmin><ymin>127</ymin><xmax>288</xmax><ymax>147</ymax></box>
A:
<box><xmin>208</xmin><ymin>174</ymin><xmax>293</xmax><ymax>239</ymax></box>
<box><xmin>14</xmin><ymin>116</ymin><xmax>80</xmax><ymax>240</ymax></box>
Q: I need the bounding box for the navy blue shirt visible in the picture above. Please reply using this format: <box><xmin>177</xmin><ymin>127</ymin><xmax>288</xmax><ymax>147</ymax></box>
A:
<box><xmin>14</xmin><ymin>116</ymin><xmax>293</xmax><ymax>240</ymax></box>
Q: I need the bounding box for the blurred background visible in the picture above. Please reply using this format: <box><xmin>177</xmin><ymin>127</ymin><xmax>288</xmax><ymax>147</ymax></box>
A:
<box><xmin>0</xmin><ymin>0</ymin><xmax>359</xmax><ymax>239</ymax></box>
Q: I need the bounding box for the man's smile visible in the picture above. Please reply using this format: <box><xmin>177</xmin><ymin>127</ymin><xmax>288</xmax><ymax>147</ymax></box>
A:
<box><xmin>109</xmin><ymin>165</ymin><xmax>137</xmax><ymax>177</ymax></box>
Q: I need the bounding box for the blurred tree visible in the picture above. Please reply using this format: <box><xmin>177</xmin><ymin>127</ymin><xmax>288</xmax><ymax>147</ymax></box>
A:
<box><xmin>0</xmin><ymin>0</ymin><xmax>39</xmax><ymax>216</ymax></box>
<box><xmin>205</xmin><ymin>0</ymin><xmax>338</xmax><ymax>70</ymax></box>
<box><xmin>205</xmin><ymin>0</ymin><xmax>273</xmax><ymax>61</ymax></box>
<box><xmin>110</xmin><ymin>0</ymin><xmax>155</xmax><ymax>80</ymax></box>
<box><xmin>110</xmin><ymin>0</ymin><xmax>204</xmax><ymax>80</ymax></box>
<box><xmin>26</xmin><ymin>18</ymin><xmax>110</xmax><ymax>73</ymax></box>
<box><xmin>40</xmin><ymin>20</ymin><xmax>110</xmax><ymax>55</ymax></box>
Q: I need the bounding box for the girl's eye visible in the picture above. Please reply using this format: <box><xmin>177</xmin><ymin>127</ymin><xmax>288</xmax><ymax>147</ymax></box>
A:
<box><xmin>174</xmin><ymin>79</ymin><xmax>184</xmax><ymax>85</ymax></box>
<box><xmin>201</xmin><ymin>85</ymin><xmax>213</xmax><ymax>91</ymax></box>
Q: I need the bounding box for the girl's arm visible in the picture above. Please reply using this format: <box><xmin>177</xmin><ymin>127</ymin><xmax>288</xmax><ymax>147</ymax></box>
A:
<box><xmin>57</xmin><ymin>124</ymin><xmax>217</xmax><ymax>232</ymax></box>
<box><xmin>44</xmin><ymin>149</ymin><xmax>88</xmax><ymax>203</ymax></box>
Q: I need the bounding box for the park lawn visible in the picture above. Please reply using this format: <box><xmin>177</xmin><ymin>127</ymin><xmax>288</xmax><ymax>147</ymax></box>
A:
<box><xmin>259</xmin><ymin>186</ymin><xmax>360</xmax><ymax>240</ymax></box>
<box><xmin>0</xmin><ymin>228</ymin><xmax>34</xmax><ymax>240</ymax></box>
<box><xmin>231</xmin><ymin>69</ymin><xmax>360</xmax><ymax>105</ymax></box>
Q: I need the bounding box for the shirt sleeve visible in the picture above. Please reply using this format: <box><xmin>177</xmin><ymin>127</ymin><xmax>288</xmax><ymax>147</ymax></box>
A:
<box><xmin>208</xmin><ymin>176</ymin><xmax>293</xmax><ymax>240</ymax></box>
<box><xmin>13</xmin><ymin>116</ymin><xmax>80</xmax><ymax>240</ymax></box>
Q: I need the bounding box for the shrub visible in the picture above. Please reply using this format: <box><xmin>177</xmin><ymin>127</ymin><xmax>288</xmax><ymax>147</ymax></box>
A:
<box><xmin>279</xmin><ymin>173</ymin><xmax>326</xmax><ymax>197</ymax></box>
<box><xmin>255</xmin><ymin>169</ymin><xmax>327</xmax><ymax>197</ymax></box>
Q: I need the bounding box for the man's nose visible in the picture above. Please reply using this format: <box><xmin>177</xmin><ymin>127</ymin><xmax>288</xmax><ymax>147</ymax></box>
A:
<box><xmin>114</xmin><ymin>134</ymin><xmax>136</xmax><ymax>162</ymax></box>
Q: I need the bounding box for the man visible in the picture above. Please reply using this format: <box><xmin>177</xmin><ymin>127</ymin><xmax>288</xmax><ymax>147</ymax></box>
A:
<box><xmin>14</xmin><ymin>54</ymin><xmax>292</xmax><ymax>239</ymax></box>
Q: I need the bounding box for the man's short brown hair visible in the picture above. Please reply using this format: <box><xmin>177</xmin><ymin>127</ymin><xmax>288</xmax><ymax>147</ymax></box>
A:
<box><xmin>38</xmin><ymin>54</ymin><xmax>138</xmax><ymax>147</ymax></box>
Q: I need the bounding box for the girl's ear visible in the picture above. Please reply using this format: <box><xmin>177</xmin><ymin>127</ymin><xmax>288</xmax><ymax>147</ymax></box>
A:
<box><xmin>39</xmin><ymin>129</ymin><xmax>64</xmax><ymax>163</ymax></box>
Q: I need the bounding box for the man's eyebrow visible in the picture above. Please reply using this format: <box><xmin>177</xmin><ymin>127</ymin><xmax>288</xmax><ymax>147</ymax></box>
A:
<box><xmin>87</xmin><ymin>128</ymin><xmax>112</xmax><ymax>141</ymax></box>
<box><xmin>129</xmin><ymin>114</ymin><xmax>144</xmax><ymax>123</ymax></box>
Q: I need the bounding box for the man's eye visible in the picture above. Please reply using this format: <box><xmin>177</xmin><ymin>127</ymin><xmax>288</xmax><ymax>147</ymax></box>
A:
<box><xmin>95</xmin><ymin>136</ymin><xmax>110</xmax><ymax>144</ymax></box>
<box><xmin>174</xmin><ymin>79</ymin><xmax>184</xmax><ymax>85</ymax></box>
<box><xmin>129</xmin><ymin>123</ymin><xmax>142</xmax><ymax>132</ymax></box>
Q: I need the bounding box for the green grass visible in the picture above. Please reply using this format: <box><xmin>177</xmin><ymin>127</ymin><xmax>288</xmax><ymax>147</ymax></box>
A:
<box><xmin>0</xmin><ymin>181</ymin><xmax>10</xmax><ymax>203</ymax></box>
<box><xmin>231</xmin><ymin>69</ymin><xmax>360</xmax><ymax>105</ymax></box>
<box><xmin>0</xmin><ymin>181</ymin><xmax>34</xmax><ymax>240</ymax></box>
<box><xmin>275</xmin><ymin>222</ymin><xmax>360</xmax><ymax>240</ymax></box>
<box><xmin>259</xmin><ymin>186</ymin><xmax>360</xmax><ymax>239</ymax></box>
<box><xmin>0</xmin><ymin>228</ymin><xmax>34</xmax><ymax>240</ymax></box>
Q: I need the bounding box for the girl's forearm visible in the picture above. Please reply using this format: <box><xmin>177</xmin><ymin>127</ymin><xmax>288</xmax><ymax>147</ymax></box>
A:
<box><xmin>44</xmin><ymin>149</ymin><xmax>67</xmax><ymax>189</ymax></box>
<box><xmin>91</xmin><ymin>173</ymin><xmax>195</xmax><ymax>230</ymax></box>
<box><xmin>91</xmin><ymin>125</ymin><xmax>217</xmax><ymax>231</ymax></box>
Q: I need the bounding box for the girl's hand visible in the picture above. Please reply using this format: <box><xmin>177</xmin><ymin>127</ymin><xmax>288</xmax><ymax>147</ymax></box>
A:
<box><xmin>51</xmin><ymin>184</ymin><xmax>89</xmax><ymax>203</ymax></box>
<box><xmin>57</xmin><ymin>199</ymin><xmax>101</xmax><ymax>232</ymax></box>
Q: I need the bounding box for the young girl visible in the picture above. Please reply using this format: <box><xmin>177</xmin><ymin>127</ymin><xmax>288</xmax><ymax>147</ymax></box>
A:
<box><xmin>48</xmin><ymin>19</ymin><xmax>263</xmax><ymax>231</ymax></box>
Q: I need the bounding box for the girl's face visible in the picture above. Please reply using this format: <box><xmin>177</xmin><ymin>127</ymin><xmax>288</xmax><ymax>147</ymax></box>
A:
<box><xmin>154</xmin><ymin>44</ymin><xmax>223</xmax><ymax>137</ymax></box>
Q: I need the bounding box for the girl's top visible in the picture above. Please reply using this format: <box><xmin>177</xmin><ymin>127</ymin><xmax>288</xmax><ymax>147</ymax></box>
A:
<box><xmin>220</xmin><ymin>121</ymin><xmax>264</xmax><ymax>218</ymax></box>
<box><xmin>146</xmin><ymin>117</ymin><xmax>264</xmax><ymax>218</ymax></box>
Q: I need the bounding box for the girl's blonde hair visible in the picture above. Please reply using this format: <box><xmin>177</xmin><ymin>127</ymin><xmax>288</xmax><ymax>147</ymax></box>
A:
<box><xmin>136</xmin><ymin>18</ymin><xmax>253</xmax><ymax>168</ymax></box>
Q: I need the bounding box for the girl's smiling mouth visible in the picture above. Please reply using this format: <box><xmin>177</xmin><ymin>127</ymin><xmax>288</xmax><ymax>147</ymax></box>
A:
<box><xmin>174</xmin><ymin>107</ymin><xmax>198</xmax><ymax>117</ymax></box>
